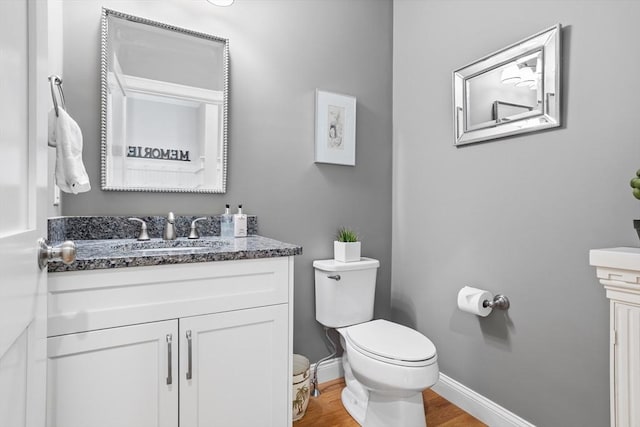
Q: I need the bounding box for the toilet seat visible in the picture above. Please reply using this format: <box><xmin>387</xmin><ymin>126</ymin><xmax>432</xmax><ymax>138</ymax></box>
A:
<box><xmin>343</xmin><ymin>319</ymin><xmax>437</xmax><ymax>367</ymax></box>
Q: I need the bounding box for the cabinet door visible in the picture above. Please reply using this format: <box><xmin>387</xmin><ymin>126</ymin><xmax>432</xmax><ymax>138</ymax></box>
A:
<box><xmin>613</xmin><ymin>302</ymin><xmax>640</xmax><ymax>427</ymax></box>
<box><xmin>180</xmin><ymin>305</ymin><xmax>289</xmax><ymax>427</ymax></box>
<box><xmin>47</xmin><ymin>320</ymin><xmax>179</xmax><ymax>427</ymax></box>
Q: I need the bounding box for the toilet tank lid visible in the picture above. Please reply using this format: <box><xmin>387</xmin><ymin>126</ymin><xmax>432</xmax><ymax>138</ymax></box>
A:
<box><xmin>313</xmin><ymin>257</ymin><xmax>380</xmax><ymax>272</ymax></box>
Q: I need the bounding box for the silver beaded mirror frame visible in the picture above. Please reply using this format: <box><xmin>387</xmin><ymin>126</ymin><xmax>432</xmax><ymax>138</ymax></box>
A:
<box><xmin>101</xmin><ymin>8</ymin><xmax>229</xmax><ymax>193</ymax></box>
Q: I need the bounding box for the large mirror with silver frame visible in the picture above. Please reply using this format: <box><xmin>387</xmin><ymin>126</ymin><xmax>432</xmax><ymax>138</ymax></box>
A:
<box><xmin>453</xmin><ymin>24</ymin><xmax>561</xmax><ymax>146</ymax></box>
<box><xmin>101</xmin><ymin>8</ymin><xmax>228</xmax><ymax>193</ymax></box>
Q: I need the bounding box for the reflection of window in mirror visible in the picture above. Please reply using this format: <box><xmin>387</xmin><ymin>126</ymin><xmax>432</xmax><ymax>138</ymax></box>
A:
<box><xmin>110</xmin><ymin>16</ymin><xmax>224</xmax><ymax>91</ymax></box>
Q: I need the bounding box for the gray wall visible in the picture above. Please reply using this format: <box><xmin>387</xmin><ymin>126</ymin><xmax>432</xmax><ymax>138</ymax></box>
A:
<box><xmin>60</xmin><ymin>0</ymin><xmax>393</xmax><ymax>363</ymax></box>
<box><xmin>393</xmin><ymin>1</ymin><xmax>640</xmax><ymax>426</ymax></box>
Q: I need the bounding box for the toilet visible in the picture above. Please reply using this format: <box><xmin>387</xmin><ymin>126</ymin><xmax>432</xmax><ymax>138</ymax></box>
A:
<box><xmin>313</xmin><ymin>257</ymin><xmax>439</xmax><ymax>427</ymax></box>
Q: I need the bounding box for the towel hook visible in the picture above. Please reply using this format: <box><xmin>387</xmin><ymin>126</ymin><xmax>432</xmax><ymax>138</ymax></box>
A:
<box><xmin>48</xmin><ymin>75</ymin><xmax>65</xmax><ymax>118</ymax></box>
<box><xmin>48</xmin><ymin>75</ymin><xmax>66</xmax><ymax>148</ymax></box>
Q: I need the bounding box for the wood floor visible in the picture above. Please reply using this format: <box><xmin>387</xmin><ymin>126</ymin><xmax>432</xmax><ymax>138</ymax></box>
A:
<box><xmin>295</xmin><ymin>378</ymin><xmax>486</xmax><ymax>427</ymax></box>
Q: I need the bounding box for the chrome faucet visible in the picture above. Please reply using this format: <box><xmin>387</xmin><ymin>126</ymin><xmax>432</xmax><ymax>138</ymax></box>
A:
<box><xmin>188</xmin><ymin>217</ymin><xmax>207</xmax><ymax>239</ymax></box>
<box><xmin>163</xmin><ymin>212</ymin><xmax>177</xmax><ymax>240</ymax></box>
<box><xmin>129</xmin><ymin>217</ymin><xmax>150</xmax><ymax>241</ymax></box>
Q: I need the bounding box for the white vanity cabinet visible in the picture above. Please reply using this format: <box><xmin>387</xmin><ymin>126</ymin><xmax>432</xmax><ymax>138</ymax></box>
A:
<box><xmin>47</xmin><ymin>320</ymin><xmax>179</xmax><ymax>427</ymax></box>
<box><xmin>590</xmin><ymin>248</ymin><xmax>640</xmax><ymax>427</ymax></box>
<box><xmin>46</xmin><ymin>257</ymin><xmax>294</xmax><ymax>427</ymax></box>
<box><xmin>179</xmin><ymin>305</ymin><xmax>288</xmax><ymax>426</ymax></box>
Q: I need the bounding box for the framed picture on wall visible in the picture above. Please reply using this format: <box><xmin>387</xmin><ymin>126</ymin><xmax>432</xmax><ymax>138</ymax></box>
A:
<box><xmin>314</xmin><ymin>90</ymin><xmax>356</xmax><ymax>166</ymax></box>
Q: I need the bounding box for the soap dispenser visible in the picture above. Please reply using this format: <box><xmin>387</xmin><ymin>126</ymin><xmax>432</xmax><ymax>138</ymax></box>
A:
<box><xmin>233</xmin><ymin>204</ymin><xmax>247</xmax><ymax>237</ymax></box>
<box><xmin>220</xmin><ymin>204</ymin><xmax>234</xmax><ymax>238</ymax></box>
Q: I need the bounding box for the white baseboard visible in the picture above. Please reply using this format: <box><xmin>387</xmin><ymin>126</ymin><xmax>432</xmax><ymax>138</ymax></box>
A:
<box><xmin>432</xmin><ymin>373</ymin><xmax>535</xmax><ymax>427</ymax></box>
<box><xmin>314</xmin><ymin>358</ymin><xmax>534</xmax><ymax>427</ymax></box>
<box><xmin>311</xmin><ymin>356</ymin><xmax>344</xmax><ymax>384</ymax></box>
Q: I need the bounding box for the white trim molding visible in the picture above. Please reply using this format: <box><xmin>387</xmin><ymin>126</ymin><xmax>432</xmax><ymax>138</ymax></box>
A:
<box><xmin>432</xmin><ymin>373</ymin><xmax>535</xmax><ymax>427</ymax></box>
<box><xmin>311</xmin><ymin>357</ymin><xmax>344</xmax><ymax>384</ymax></box>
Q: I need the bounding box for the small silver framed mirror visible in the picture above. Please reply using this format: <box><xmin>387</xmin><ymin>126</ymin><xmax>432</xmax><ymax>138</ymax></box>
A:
<box><xmin>453</xmin><ymin>24</ymin><xmax>561</xmax><ymax>146</ymax></box>
<box><xmin>101</xmin><ymin>8</ymin><xmax>229</xmax><ymax>193</ymax></box>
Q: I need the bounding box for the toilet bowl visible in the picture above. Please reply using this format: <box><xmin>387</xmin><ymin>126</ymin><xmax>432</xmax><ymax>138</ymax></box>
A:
<box><xmin>338</xmin><ymin>319</ymin><xmax>438</xmax><ymax>427</ymax></box>
<box><xmin>313</xmin><ymin>258</ymin><xmax>440</xmax><ymax>427</ymax></box>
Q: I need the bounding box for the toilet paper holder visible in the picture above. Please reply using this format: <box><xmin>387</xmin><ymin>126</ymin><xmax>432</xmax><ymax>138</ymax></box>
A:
<box><xmin>482</xmin><ymin>294</ymin><xmax>510</xmax><ymax>310</ymax></box>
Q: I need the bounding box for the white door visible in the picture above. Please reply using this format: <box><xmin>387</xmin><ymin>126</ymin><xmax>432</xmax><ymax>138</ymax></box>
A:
<box><xmin>179</xmin><ymin>305</ymin><xmax>289</xmax><ymax>427</ymax></box>
<box><xmin>0</xmin><ymin>0</ymin><xmax>49</xmax><ymax>426</ymax></box>
<box><xmin>47</xmin><ymin>320</ymin><xmax>179</xmax><ymax>427</ymax></box>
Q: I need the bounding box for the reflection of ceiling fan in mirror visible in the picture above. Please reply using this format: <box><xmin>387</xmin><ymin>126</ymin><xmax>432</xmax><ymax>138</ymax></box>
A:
<box><xmin>500</xmin><ymin>51</ymin><xmax>542</xmax><ymax>90</ymax></box>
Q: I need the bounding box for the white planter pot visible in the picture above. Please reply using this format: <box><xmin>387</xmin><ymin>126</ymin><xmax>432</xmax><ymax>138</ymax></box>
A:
<box><xmin>334</xmin><ymin>241</ymin><xmax>361</xmax><ymax>263</ymax></box>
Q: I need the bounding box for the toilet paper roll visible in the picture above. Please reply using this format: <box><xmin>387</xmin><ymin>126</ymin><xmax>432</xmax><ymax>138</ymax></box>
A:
<box><xmin>457</xmin><ymin>286</ymin><xmax>493</xmax><ymax>317</ymax></box>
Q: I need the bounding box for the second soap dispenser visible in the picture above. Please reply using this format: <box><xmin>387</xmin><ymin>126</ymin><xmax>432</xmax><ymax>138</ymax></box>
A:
<box><xmin>220</xmin><ymin>204</ymin><xmax>234</xmax><ymax>238</ymax></box>
<box><xmin>233</xmin><ymin>204</ymin><xmax>247</xmax><ymax>237</ymax></box>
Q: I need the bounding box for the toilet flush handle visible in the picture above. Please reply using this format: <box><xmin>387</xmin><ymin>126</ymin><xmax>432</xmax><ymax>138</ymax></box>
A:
<box><xmin>328</xmin><ymin>274</ymin><xmax>341</xmax><ymax>281</ymax></box>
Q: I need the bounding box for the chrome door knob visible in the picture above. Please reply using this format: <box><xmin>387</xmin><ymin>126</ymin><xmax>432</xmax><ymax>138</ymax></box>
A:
<box><xmin>38</xmin><ymin>239</ymin><xmax>76</xmax><ymax>269</ymax></box>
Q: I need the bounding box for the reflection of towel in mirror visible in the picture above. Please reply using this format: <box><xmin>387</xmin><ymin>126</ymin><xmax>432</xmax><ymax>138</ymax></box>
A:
<box><xmin>48</xmin><ymin>108</ymin><xmax>91</xmax><ymax>194</ymax></box>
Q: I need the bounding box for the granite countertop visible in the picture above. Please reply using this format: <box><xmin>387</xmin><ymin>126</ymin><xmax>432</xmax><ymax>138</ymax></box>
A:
<box><xmin>48</xmin><ymin>235</ymin><xmax>303</xmax><ymax>273</ymax></box>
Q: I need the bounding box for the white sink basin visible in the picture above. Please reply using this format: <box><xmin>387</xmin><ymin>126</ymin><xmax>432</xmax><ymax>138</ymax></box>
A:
<box><xmin>111</xmin><ymin>239</ymin><xmax>228</xmax><ymax>255</ymax></box>
<box><xmin>133</xmin><ymin>246</ymin><xmax>211</xmax><ymax>255</ymax></box>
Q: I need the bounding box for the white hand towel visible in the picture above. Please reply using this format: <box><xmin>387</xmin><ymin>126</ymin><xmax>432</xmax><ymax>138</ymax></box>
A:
<box><xmin>48</xmin><ymin>108</ymin><xmax>91</xmax><ymax>194</ymax></box>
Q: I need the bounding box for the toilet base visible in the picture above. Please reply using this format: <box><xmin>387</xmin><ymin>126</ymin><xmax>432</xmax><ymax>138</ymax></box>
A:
<box><xmin>342</xmin><ymin>357</ymin><xmax>428</xmax><ymax>427</ymax></box>
<box><xmin>363</xmin><ymin>391</ymin><xmax>426</xmax><ymax>427</ymax></box>
<box><xmin>341</xmin><ymin>353</ymin><xmax>368</xmax><ymax>425</ymax></box>
<box><xmin>341</xmin><ymin>387</ymin><xmax>367</xmax><ymax>425</ymax></box>
<box><xmin>342</xmin><ymin>385</ymin><xmax>427</xmax><ymax>427</ymax></box>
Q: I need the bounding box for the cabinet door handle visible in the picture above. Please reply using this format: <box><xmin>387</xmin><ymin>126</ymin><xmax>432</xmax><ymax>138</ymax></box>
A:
<box><xmin>166</xmin><ymin>334</ymin><xmax>173</xmax><ymax>385</ymax></box>
<box><xmin>186</xmin><ymin>330</ymin><xmax>193</xmax><ymax>380</ymax></box>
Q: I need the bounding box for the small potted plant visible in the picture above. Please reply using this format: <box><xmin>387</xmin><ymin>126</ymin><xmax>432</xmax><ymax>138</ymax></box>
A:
<box><xmin>630</xmin><ymin>169</ymin><xmax>640</xmax><ymax>239</ymax></box>
<box><xmin>334</xmin><ymin>227</ymin><xmax>361</xmax><ymax>263</ymax></box>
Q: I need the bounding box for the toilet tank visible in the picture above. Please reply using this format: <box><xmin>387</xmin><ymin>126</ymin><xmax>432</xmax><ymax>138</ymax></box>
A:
<box><xmin>313</xmin><ymin>257</ymin><xmax>380</xmax><ymax>328</ymax></box>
